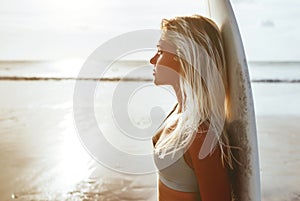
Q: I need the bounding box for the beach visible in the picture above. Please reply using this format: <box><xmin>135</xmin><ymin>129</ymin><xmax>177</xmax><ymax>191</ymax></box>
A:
<box><xmin>0</xmin><ymin>61</ymin><xmax>300</xmax><ymax>200</ymax></box>
<box><xmin>1</xmin><ymin>0</ymin><xmax>300</xmax><ymax>199</ymax></box>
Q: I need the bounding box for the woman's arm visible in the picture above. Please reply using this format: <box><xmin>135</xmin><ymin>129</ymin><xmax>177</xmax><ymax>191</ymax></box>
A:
<box><xmin>187</xmin><ymin>131</ymin><xmax>232</xmax><ymax>201</ymax></box>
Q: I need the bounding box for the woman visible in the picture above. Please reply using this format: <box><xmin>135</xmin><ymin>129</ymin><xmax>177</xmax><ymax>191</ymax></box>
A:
<box><xmin>150</xmin><ymin>15</ymin><xmax>233</xmax><ymax>201</ymax></box>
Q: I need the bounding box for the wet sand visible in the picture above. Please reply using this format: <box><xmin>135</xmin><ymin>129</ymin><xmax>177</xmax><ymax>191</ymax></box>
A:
<box><xmin>0</xmin><ymin>80</ymin><xmax>300</xmax><ymax>200</ymax></box>
<box><xmin>257</xmin><ymin>116</ymin><xmax>300</xmax><ymax>201</ymax></box>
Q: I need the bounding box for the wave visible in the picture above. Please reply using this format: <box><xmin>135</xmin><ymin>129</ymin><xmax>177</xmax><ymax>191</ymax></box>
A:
<box><xmin>1</xmin><ymin>76</ymin><xmax>300</xmax><ymax>83</ymax></box>
<box><xmin>251</xmin><ymin>79</ymin><xmax>300</xmax><ymax>83</ymax></box>
<box><xmin>249</xmin><ymin>61</ymin><xmax>300</xmax><ymax>65</ymax></box>
<box><xmin>0</xmin><ymin>76</ymin><xmax>153</xmax><ymax>82</ymax></box>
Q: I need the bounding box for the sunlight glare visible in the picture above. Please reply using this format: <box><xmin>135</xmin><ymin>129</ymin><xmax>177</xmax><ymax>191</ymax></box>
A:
<box><xmin>51</xmin><ymin>59</ymin><xmax>84</xmax><ymax>78</ymax></box>
<box><xmin>55</xmin><ymin>112</ymin><xmax>95</xmax><ymax>189</ymax></box>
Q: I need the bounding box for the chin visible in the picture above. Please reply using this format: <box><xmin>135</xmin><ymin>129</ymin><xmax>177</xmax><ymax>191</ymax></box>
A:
<box><xmin>154</xmin><ymin>79</ymin><xmax>167</xmax><ymax>86</ymax></box>
<box><xmin>153</xmin><ymin>79</ymin><xmax>160</xmax><ymax>86</ymax></box>
<box><xmin>153</xmin><ymin>77</ymin><xmax>162</xmax><ymax>85</ymax></box>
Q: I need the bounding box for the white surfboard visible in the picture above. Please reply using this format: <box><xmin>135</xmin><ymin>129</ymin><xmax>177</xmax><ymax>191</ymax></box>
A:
<box><xmin>201</xmin><ymin>0</ymin><xmax>261</xmax><ymax>200</ymax></box>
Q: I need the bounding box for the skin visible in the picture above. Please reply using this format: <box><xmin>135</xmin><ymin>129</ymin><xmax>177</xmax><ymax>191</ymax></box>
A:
<box><xmin>150</xmin><ymin>40</ymin><xmax>183</xmax><ymax>113</ymax></box>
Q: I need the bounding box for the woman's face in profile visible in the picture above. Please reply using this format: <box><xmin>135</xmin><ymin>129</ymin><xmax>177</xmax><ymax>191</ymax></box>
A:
<box><xmin>150</xmin><ymin>40</ymin><xmax>181</xmax><ymax>86</ymax></box>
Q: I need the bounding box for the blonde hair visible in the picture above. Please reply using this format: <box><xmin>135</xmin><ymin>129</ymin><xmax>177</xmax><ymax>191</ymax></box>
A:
<box><xmin>154</xmin><ymin>15</ymin><xmax>233</xmax><ymax>169</ymax></box>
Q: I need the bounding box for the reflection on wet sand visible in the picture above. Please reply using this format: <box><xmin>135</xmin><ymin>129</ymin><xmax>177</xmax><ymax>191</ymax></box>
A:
<box><xmin>0</xmin><ymin>81</ymin><xmax>300</xmax><ymax>201</ymax></box>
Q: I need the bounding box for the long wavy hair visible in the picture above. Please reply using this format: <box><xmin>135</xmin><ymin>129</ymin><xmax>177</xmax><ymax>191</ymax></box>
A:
<box><xmin>154</xmin><ymin>15</ymin><xmax>233</xmax><ymax>169</ymax></box>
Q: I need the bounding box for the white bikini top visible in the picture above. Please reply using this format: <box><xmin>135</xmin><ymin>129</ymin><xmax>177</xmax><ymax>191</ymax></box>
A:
<box><xmin>152</xmin><ymin>104</ymin><xmax>199</xmax><ymax>192</ymax></box>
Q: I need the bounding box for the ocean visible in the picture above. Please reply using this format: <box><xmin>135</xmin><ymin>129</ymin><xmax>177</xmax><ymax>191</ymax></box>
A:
<box><xmin>0</xmin><ymin>60</ymin><xmax>300</xmax><ymax>201</ymax></box>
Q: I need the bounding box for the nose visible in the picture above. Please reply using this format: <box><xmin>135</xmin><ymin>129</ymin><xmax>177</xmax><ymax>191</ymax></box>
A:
<box><xmin>150</xmin><ymin>53</ymin><xmax>158</xmax><ymax>65</ymax></box>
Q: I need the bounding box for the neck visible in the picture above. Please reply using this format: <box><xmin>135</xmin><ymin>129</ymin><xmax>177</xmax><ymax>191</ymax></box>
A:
<box><xmin>172</xmin><ymin>84</ymin><xmax>183</xmax><ymax>113</ymax></box>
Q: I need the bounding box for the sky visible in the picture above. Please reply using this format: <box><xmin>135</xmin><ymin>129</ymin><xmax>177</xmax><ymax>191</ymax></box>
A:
<box><xmin>0</xmin><ymin>0</ymin><xmax>299</xmax><ymax>61</ymax></box>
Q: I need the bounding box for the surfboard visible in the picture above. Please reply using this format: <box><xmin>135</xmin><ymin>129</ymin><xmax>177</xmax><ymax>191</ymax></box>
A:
<box><xmin>201</xmin><ymin>0</ymin><xmax>261</xmax><ymax>200</ymax></box>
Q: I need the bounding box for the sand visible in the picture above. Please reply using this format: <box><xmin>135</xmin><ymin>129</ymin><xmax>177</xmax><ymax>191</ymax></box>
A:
<box><xmin>0</xmin><ymin>80</ymin><xmax>300</xmax><ymax>201</ymax></box>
